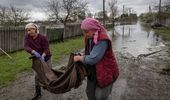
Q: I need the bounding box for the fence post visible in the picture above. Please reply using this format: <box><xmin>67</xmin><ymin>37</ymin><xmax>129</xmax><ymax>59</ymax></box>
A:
<box><xmin>39</xmin><ymin>25</ymin><xmax>47</xmax><ymax>35</ymax></box>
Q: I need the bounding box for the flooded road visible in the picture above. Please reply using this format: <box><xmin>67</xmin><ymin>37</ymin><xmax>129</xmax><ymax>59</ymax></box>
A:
<box><xmin>109</xmin><ymin>22</ymin><xmax>170</xmax><ymax>100</ymax></box>
<box><xmin>109</xmin><ymin>22</ymin><xmax>164</xmax><ymax>57</ymax></box>
<box><xmin>0</xmin><ymin>22</ymin><xmax>170</xmax><ymax>100</ymax></box>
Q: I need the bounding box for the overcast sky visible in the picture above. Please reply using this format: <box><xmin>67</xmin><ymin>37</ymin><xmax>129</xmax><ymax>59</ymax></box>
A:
<box><xmin>0</xmin><ymin>0</ymin><xmax>163</xmax><ymax>21</ymax></box>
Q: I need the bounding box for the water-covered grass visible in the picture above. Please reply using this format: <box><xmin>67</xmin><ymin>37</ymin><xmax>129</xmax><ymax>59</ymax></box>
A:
<box><xmin>0</xmin><ymin>36</ymin><xmax>84</xmax><ymax>88</ymax></box>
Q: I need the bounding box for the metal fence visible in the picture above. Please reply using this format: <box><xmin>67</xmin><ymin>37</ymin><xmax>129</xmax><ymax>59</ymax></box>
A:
<box><xmin>0</xmin><ymin>24</ymin><xmax>83</xmax><ymax>55</ymax></box>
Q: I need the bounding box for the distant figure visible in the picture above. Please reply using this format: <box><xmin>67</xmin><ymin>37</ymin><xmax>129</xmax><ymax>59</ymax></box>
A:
<box><xmin>23</xmin><ymin>23</ymin><xmax>52</xmax><ymax>100</ymax></box>
<box><xmin>74</xmin><ymin>18</ymin><xmax>119</xmax><ymax>100</ymax></box>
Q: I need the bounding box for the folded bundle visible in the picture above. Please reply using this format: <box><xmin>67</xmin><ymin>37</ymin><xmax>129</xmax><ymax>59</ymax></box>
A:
<box><xmin>32</xmin><ymin>53</ymin><xmax>87</xmax><ymax>94</ymax></box>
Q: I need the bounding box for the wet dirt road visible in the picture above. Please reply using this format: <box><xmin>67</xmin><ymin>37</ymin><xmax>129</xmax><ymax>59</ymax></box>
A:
<box><xmin>0</xmin><ymin>22</ymin><xmax>170</xmax><ymax>100</ymax></box>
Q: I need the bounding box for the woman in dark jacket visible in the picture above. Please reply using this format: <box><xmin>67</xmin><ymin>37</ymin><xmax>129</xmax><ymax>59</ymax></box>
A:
<box><xmin>24</xmin><ymin>23</ymin><xmax>52</xmax><ymax>100</ymax></box>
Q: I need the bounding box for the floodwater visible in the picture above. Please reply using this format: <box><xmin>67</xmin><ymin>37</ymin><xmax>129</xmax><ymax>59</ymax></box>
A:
<box><xmin>108</xmin><ymin>22</ymin><xmax>164</xmax><ymax>57</ymax></box>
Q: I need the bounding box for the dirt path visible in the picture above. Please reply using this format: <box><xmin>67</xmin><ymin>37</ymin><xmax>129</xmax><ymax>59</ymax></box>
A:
<box><xmin>0</xmin><ymin>49</ymin><xmax>170</xmax><ymax>100</ymax></box>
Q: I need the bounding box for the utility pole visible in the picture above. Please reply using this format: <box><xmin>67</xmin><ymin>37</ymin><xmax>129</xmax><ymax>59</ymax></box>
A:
<box><xmin>149</xmin><ymin>5</ymin><xmax>152</xmax><ymax>13</ymax></box>
<box><xmin>158</xmin><ymin>0</ymin><xmax>161</xmax><ymax>13</ymax></box>
<box><xmin>122</xmin><ymin>5</ymin><xmax>125</xmax><ymax>24</ymax></box>
<box><xmin>123</xmin><ymin>5</ymin><xmax>125</xmax><ymax>15</ymax></box>
<box><xmin>158</xmin><ymin>0</ymin><xmax>162</xmax><ymax>23</ymax></box>
<box><xmin>103</xmin><ymin>0</ymin><xmax>105</xmax><ymax>26</ymax></box>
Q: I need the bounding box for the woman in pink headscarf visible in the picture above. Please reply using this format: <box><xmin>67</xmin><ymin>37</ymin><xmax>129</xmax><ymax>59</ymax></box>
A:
<box><xmin>74</xmin><ymin>18</ymin><xmax>119</xmax><ymax>100</ymax></box>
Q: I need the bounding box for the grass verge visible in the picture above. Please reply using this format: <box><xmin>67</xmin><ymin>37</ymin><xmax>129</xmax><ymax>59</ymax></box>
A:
<box><xmin>0</xmin><ymin>36</ymin><xmax>83</xmax><ymax>88</ymax></box>
<box><xmin>154</xmin><ymin>27</ymin><xmax>170</xmax><ymax>41</ymax></box>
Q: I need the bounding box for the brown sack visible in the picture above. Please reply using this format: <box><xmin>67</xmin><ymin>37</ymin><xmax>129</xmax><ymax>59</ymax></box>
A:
<box><xmin>32</xmin><ymin>53</ymin><xmax>87</xmax><ymax>94</ymax></box>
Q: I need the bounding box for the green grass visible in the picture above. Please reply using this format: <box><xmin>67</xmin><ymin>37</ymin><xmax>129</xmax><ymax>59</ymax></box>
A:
<box><xmin>50</xmin><ymin>37</ymin><xmax>84</xmax><ymax>62</ymax></box>
<box><xmin>0</xmin><ymin>36</ymin><xmax>84</xmax><ymax>88</ymax></box>
<box><xmin>154</xmin><ymin>27</ymin><xmax>170</xmax><ymax>41</ymax></box>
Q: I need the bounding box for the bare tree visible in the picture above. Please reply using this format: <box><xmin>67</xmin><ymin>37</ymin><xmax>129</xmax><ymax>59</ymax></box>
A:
<box><xmin>0</xmin><ymin>5</ymin><xmax>7</xmax><ymax>26</ymax></box>
<box><xmin>8</xmin><ymin>5</ymin><xmax>30</xmax><ymax>26</ymax></box>
<box><xmin>46</xmin><ymin>0</ymin><xmax>88</xmax><ymax>41</ymax></box>
<box><xmin>0</xmin><ymin>5</ymin><xmax>30</xmax><ymax>26</ymax></box>
<box><xmin>164</xmin><ymin>0</ymin><xmax>170</xmax><ymax>12</ymax></box>
<box><xmin>108</xmin><ymin>0</ymin><xmax>117</xmax><ymax>26</ymax></box>
<box><xmin>46</xmin><ymin>0</ymin><xmax>61</xmax><ymax>23</ymax></box>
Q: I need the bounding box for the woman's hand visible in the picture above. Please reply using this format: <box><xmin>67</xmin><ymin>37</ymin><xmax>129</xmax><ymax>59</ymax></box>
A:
<box><xmin>32</xmin><ymin>50</ymin><xmax>41</xmax><ymax>58</ymax></box>
<box><xmin>80</xmin><ymin>53</ymin><xmax>84</xmax><ymax>56</ymax></box>
<box><xmin>74</xmin><ymin>55</ymin><xmax>83</xmax><ymax>62</ymax></box>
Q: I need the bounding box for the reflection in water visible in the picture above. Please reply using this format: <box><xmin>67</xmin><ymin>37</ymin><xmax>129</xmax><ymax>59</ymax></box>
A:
<box><xmin>128</xmin><ymin>27</ymin><xmax>131</xmax><ymax>36</ymax></box>
<box><xmin>108</xmin><ymin>22</ymin><xmax>163</xmax><ymax>57</ymax></box>
<box><xmin>140</xmin><ymin>23</ymin><xmax>152</xmax><ymax>38</ymax></box>
<box><xmin>147</xmin><ymin>32</ymin><xmax>150</xmax><ymax>38</ymax></box>
<box><xmin>122</xmin><ymin>25</ymin><xmax>124</xmax><ymax>37</ymax></box>
<box><xmin>153</xmin><ymin>33</ymin><xmax>160</xmax><ymax>46</ymax></box>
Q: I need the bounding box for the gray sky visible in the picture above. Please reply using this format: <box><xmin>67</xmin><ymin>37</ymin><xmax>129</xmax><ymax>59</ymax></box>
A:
<box><xmin>87</xmin><ymin>0</ymin><xmax>159</xmax><ymax>15</ymax></box>
<box><xmin>0</xmin><ymin>0</ymin><xmax>162</xmax><ymax>21</ymax></box>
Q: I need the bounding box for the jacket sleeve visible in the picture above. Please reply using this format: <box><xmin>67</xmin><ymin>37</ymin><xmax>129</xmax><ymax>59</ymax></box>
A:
<box><xmin>82</xmin><ymin>40</ymin><xmax>108</xmax><ymax>66</ymax></box>
<box><xmin>41</xmin><ymin>36</ymin><xmax>50</xmax><ymax>55</ymax></box>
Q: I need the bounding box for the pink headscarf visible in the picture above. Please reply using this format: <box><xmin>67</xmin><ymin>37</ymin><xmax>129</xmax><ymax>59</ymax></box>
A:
<box><xmin>81</xmin><ymin>18</ymin><xmax>106</xmax><ymax>44</ymax></box>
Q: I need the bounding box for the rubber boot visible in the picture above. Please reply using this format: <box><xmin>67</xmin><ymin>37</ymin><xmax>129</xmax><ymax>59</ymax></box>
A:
<box><xmin>31</xmin><ymin>85</ymin><xmax>42</xmax><ymax>100</ymax></box>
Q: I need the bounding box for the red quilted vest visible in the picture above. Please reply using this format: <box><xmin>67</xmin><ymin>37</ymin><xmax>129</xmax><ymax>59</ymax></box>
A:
<box><xmin>85</xmin><ymin>31</ymin><xmax>119</xmax><ymax>88</ymax></box>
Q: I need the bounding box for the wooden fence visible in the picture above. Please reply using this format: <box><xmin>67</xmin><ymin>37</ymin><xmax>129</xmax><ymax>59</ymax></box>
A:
<box><xmin>0</xmin><ymin>24</ymin><xmax>82</xmax><ymax>55</ymax></box>
<box><xmin>160</xmin><ymin>19</ymin><xmax>170</xmax><ymax>28</ymax></box>
<box><xmin>0</xmin><ymin>27</ymin><xmax>25</xmax><ymax>55</ymax></box>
